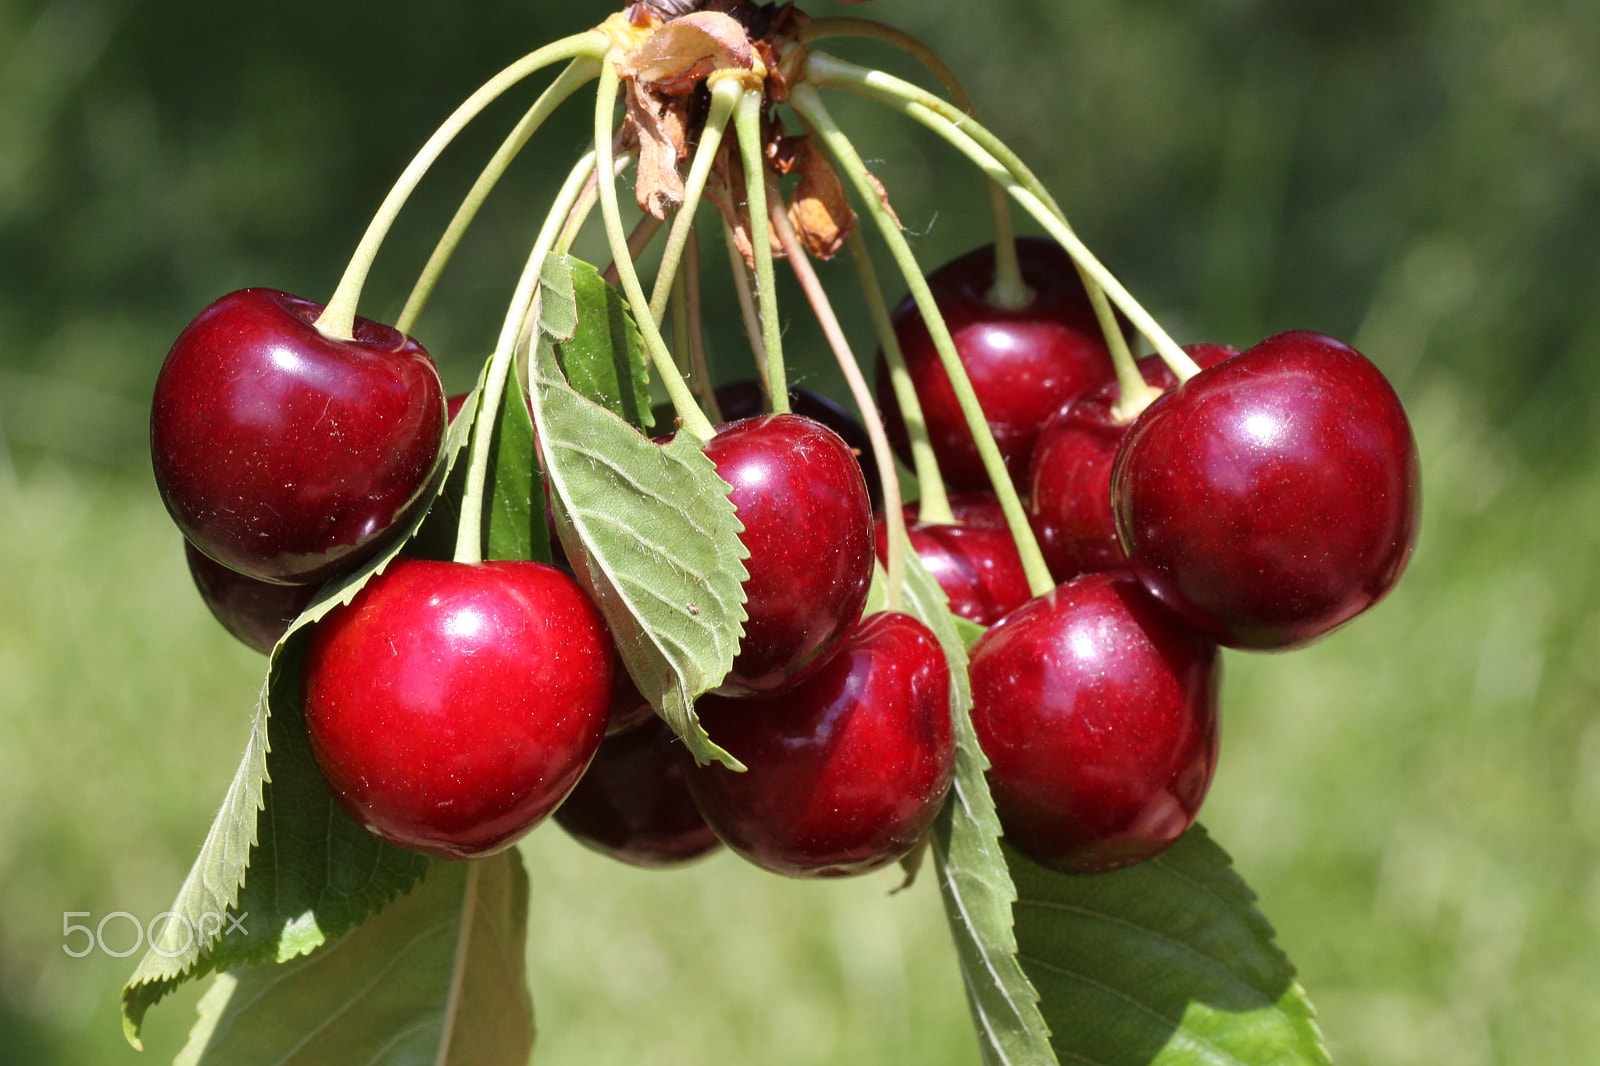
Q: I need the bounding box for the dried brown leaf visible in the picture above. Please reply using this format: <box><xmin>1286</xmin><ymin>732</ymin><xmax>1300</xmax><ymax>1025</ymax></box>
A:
<box><xmin>623</xmin><ymin>12</ymin><xmax>753</xmax><ymax>95</ymax></box>
<box><xmin>788</xmin><ymin>144</ymin><xmax>855</xmax><ymax>259</ymax></box>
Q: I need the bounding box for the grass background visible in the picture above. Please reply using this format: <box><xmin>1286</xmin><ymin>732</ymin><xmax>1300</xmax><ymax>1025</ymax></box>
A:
<box><xmin>3</xmin><ymin>0</ymin><xmax>1600</xmax><ymax>1062</ymax></box>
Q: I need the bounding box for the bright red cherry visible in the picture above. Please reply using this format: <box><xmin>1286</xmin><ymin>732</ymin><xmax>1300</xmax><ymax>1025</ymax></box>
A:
<box><xmin>709</xmin><ymin>380</ymin><xmax>881</xmax><ymax>507</ymax></box>
<box><xmin>684</xmin><ymin>612</ymin><xmax>954</xmax><ymax>878</ymax></box>
<box><xmin>873</xmin><ymin>497</ymin><xmax>1030</xmax><ymax>626</ymax></box>
<box><xmin>1111</xmin><ymin>331</ymin><xmax>1420</xmax><ymax>650</ymax></box>
<box><xmin>151</xmin><ymin>289</ymin><xmax>446</xmax><ymax>585</ymax></box>
<box><xmin>184</xmin><ymin>541</ymin><xmax>320</xmax><ymax>654</ymax></box>
<box><xmin>876</xmin><ymin>238</ymin><xmax>1117</xmax><ymax>491</ymax></box>
<box><xmin>554</xmin><ymin>716</ymin><xmax>721</xmax><ymax>869</ymax></box>
<box><xmin>1029</xmin><ymin>345</ymin><xmax>1237</xmax><ymax>580</ymax></box>
<box><xmin>302</xmin><ymin>557</ymin><xmax>614</xmax><ymax>860</ymax></box>
<box><xmin>703</xmin><ymin>413</ymin><xmax>874</xmax><ymax>697</ymax></box>
<box><xmin>969</xmin><ymin>572</ymin><xmax>1219</xmax><ymax>874</ymax></box>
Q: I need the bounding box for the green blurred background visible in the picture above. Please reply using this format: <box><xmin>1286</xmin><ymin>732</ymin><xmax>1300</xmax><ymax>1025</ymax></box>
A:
<box><xmin>3</xmin><ymin>0</ymin><xmax>1599</xmax><ymax>1062</ymax></box>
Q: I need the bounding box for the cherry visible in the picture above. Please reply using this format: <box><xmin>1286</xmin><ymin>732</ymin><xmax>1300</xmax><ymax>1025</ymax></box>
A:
<box><xmin>873</xmin><ymin>495</ymin><xmax>1030</xmax><ymax>625</ymax></box>
<box><xmin>302</xmin><ymin>557</ymin><xmax>614</xmax><ymax>860</ymax></box>
<box><xmin>1029</xmin><ymin>345</ymin><xmax>1237</xmax><ymax>580</ymax></box>
<box><xmin>184</xmin><ymin>541</ymin><xmax>320</xmax><ymax>654</ymax></box>
<box><xmin>969</xmin><ymin>571</ymin><xmax>1219</xmax><ymax>874</ymax></box>
<box><xmin>702</xmin><ymin>413</ymin><xmax>874</xmax><ymax>697</ymax></box>
<box><xmin>683</xmin><ymin>612</ymin><xmax>954</xmax><ymax>878</ymax></box>
<box><xmin>876</xmin><ymin>238</ymin><xmax>1117</xmax><ymax>491</ymax></box>
<box><xmin>554</xmin><ymin>716</ymin><xmax>721</xmax><ymax>869</ymax></box>
<box><xmin>151</xmin><ymin>289</ymin><xmax>446</xmax><ymax>585</ymax></box>
<box><xmin>1111</xmin><ymin>331</ymin><xmax>1420</xmax><ymax>650</ymax></box>
<box><xmin>711</xmin><ymin>380</ymin><xmax>881</xmax><ymax>507</ymax></box>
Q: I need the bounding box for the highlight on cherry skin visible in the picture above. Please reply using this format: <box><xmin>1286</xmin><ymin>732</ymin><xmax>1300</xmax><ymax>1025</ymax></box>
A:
<box><xmin>683</xmin><ymin>611</ymin><xmax>955</xmax><ymax>878</ymax></box>
<box><xmin>1111</xmin><ymin>330</ymin><xmax>1421</xmax><ymax>650</ymax></box>
<box><xmin>702</xmin><ymin>412</ymin><xmax>875</xmax><ymax>697</ymax></box>
<box><xmin>877</xmin><ymin>238</ymin><xmax>1118</xmax><ymax>490</ymax></box>
<box><xmin>969</xmin><ymin>571</ymin><xmax>1220</xmax><ymax>874</ymax></box>
<box><xmin>150</xmin><ymin>288</ymin><xmax>447</xmax><ymax>585</ymax></box>
<box><xmin>301</xmin><ymin>557</ymin><xmax>615</xmax><ymax>860</ymax></box>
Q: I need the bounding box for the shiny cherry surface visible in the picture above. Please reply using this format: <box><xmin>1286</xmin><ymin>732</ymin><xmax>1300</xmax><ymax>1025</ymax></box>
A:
<box><xmin>1112</xmin><ymin>331</ymin><xmax>1420</xmax><ymax>649</ymax></box>
<box><xmin>1030</xmin><ymin>346</ymin><xmax>1237</xmax><ymax>580</ymax></box>
<box><xmin>303</xmin><ymin>557</ymin><xmax>614</xmax><ymax>860</ymax></box>
<box><xmin>152</xmin><ymin>289</ymin><xmax>445</xmax><ymax>584</ymax></box>
<box><xmin>703</xmin><ymin>414</ymin><xmax>874</xmax><ymax>696</ymax></box>
<box><xmin>710</xmin><ymin>380</ymin><xmax>881</xmax><ymax>508</ymax></box>
<box><xmin>873</xmin><ymin>506</ymin><xmax>1030</xmax><ymax>626</ymax></box>
<box><xmin>555</xmin><ymin>716</ymin><xmax>721</xmax><ymax>869</ymax></box>
<box><xmin>970</xmin><ymin>572</ymin><xmax>1219</xmax><ymax>873</ymax></box>
<box><xmin>685</xmin><ymin>612</ymin><xmax>954</xmax><ymax>878</ymax></box>
<box><xmin>184</xmin><ymin>541</ymin><xmax>320</xmax><ymax>654</ymax></box>
<box><xmin>877</xmin><ymin>238</ymin><xmax>1116</xmax><ymax>490</ymax></box>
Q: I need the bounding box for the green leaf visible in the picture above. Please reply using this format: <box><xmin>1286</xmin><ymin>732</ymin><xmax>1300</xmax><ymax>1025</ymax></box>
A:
<box><xmin>121</xmin><ymin>409</ymin><xmax>477</xmax><ymax>1044</ymax></box>
<box><xmin>176</xmin><ymin>851</ymin><xmax>534</xmax><ymax>1066</ymax></box>
<box><xmin>897</xmin><ymin>555</ymin><xmax>1059</xmax><ymax>1066</ymax></box>
<box><xmin>528</xmin><ymin>333</ymin><xmax>748</xmax><ymax>769</ymax></box>
<box><xmin>483</xmin><ymin>371</ymin><xmax>548</xmax><ymax>564</ymax></box>
<box><xmin>1010</xmin><ymin>827</ymin><xmax>1329</xmax><ymax>1066</ymax></box>
<box><xmin>552</xmin><ymin>255</ymin><xmax>654</xmax><ymax>431</ymax></box>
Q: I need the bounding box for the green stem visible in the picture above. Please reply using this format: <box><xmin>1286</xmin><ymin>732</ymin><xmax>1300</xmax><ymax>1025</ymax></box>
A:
<box><xmin>594</xmin><ymin>56</ymin><xmax>715</xmax><ymax>441</ymax></box>
<box><xmin>316</xmin><ymin>30</ymin><xmax>608</xmax><ymax>341</ymax></box>
<box><xmin>808</xmin><ymin>52</ymin><xmax>1201</xmax><ymax>382</ymax></box>
<box><xmin>845</xmin><ymin>228</ymin><xmax>953</xmax><ymax>525</ymax></box>
<box><xmin>456</xmin><ymin>148</ymin><xmax>599</xmax><ymax>564</ymax></box>
<box><xmin>792</xmin><ymin>84</ymin><xmax>1054</xmax><ymax>597</ymax></box>
<box><xmin>721</xmin><ymin>215</ymin><xmax>769</xmax><ymax>394</ymax></box>
<box><xmin>682</xmin><ymin>227</ymin><xmax>721</xmax><ymax>422</ymax></box>
<box><xmin>733</xmin><ymin>87</ymin><xmax>788</xmax><ymax>414</ymax></box>
<box><xmin>397</xmin><ymin>56</ymin><xmax>600</xmax><ymax>335</ymax></box>
<box><xmin>1081</xmin><ymin>268</ymin><xmax>1162</xmax><ymax>421</ymax></box>
<box><xmin>602</xmin><ymin>213</ymin><xmax>664</xmax><ymax>289</ymax></box>
<box><xmin>770</xmin><ymin>198</ymin><xmax>907</xmax><ymax>612</ymax></box>
<box><xmin>647</xmin><ymin>78</ymin><xmax>740</xmax><ymax>328</ymax></box>
<box><xmin>555</xmin><ymin>151</ymin><xmax>631</xmax><ymax>256</ymax></box>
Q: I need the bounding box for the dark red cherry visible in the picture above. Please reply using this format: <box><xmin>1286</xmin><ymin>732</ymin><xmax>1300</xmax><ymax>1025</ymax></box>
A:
<box><xmin>184</xmin><ymin>541</ymin><xmax>320</xmax><ymax>654</ymax></box>
<box><xmin>555</xmin><ymin>716</ymin><xmax>721</xmax><ymax>869</ymax></box>
<box><xmin>151</xmin><ymin>289</ymin><xmax>446</xmax><ymax>584</ymax></box>
<box><xmin>969</xmin><ymin>571</ymin><xmax>1220</xmax><ymax>874</ymax></box>
<box><xmin>876</xmin><ymin>238</ymin><xmax>1117</xmax><ymax>491</ymax></box>
<box><xmin>1111</xmin><ymin>331</ymin><xmax>1420</xmax><ymax>650</ymax></box>
<box><xmin>711</xmin><ymin>380</ymin><xmax>880</xmax><ymax>507</ymax></box>
<box><xmin>684</xmin><ymin>612</ymin><xmax>954</xmax><ymax>877</ymax></box>
<box><xmin>1029</xmin><ymin>345</ymin><xmax>1237</xmax><ymax>580</ymax></box>
<box><xmin>303</xmin><ymin>557</ymin><xmax>613</xmax><ymax>860</ymax></box>
<box><xmin>703</xmin><ymin>413</ymin><xmax>874</xmax><ymax>697</ymax></box>
<box><xmin>873</xmin><ymin>503</ymin><xmax>1030</xmax><ymax>626</ymax></box>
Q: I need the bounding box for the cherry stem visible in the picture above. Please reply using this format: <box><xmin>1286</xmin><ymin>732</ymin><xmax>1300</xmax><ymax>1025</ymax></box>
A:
<box><xmin>721</xmin><ymin>216</ymin><xmax>769</xmax><ymax>392</ymax></box>
<box><xmin>456</xmin><ymin>149</ymin><xmax>599</xmax><ymax>565</ymax></box>
<box><xmin>594</xmin><ymin>57</ymin><xmax>715</xmax><ymax>442</ymax></box>
<box><xmin>647</xmin><ymin>77</ymin><xmax>739</xmax><ymax>328</ymax></box>
<box><xmin>791</xmin><ymin>84</ymin><xmax>1055</xmax><ymax>598</ymax></box>
<box><xmin>845</xmin><ymin>228</ymin><xmax>955</xmax><ymax>526</ymax></box>
<box><xmin>316</xmin><ymin>30</ymin><xmax>609</xmax><ymax>341</ymax></box>
<box><xmin>397</xmin><ymin>56</ymin><xmax>601</xmax><ymax>336</ymax></box>
<box><xmin>807</xmin><ymin>52</ymin><xmax>1202</xmax><ymax>382</ymax></box>
<box><xmin>555</xmin><ymin>147</ymin><xmax>632</xmax><ymax>255</ymax></box>
<box><xmin>769</xmin><ymin>194</ymin><xmax>907</xmax><ymax>613</ymax></box>
<box><xmin>681</xmin><ymin>228</ymin><xmax>721</xmax><ymax>421</ymax></box>
<box><xmin>1081</xmin><ymin>269</ymin><xmax>1162</xmax><ymax>422</ymax></box>
<box><xmin>601</xmin><ymin>214</ymin><xmax>664</xmax><ymax>288</ymax></box>
<box><xmin>798</xmin><ymin>21</ymin><xmax>1029</xmax><ymax>311</ymax></box>
<box><xmin>733</xmin><ymin>87</ymin><xmax>789</xmax><ymax>415</ymax></box>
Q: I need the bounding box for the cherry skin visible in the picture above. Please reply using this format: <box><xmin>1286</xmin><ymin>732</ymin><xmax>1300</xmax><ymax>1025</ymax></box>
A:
<box><xmin>710</xmin><ymin>380</ymin><xmax>880</xmax><ymax>507</ymax></box>
<box><xmin>969</xmin><ymin>571</ymin><xmax>1220</xmax><ymax>874</ymax></box>
<box><xmin>302</xmin><ymin>557</ymin><xmax>614</xmax><ymax>860</ymax></box>
<box><xmin>184</xmin><ymin>541</ymin><xmax>320</xmax><ymax>654</ymax></box>
<box><xmin>151</xmin><ymin>289</ymin><xmax>446</xmax><ymax>585</ymax></box>
<box><xmin>1029</xmin><ymin>345</ymin><xmax>1238</xmax><ymax>581</ymax></box>
<box><xmin>554</xmin><ymin>716</ymin><xmax>721</xmax><ymax>869</ymax></box>
<box><xmin>702</xmin><ymin>413</ymin><xmax>874</xmax><ymax>697</ymax></box>
<box><xmin>683</xmin><ymin>612</ymin><xmax>954</xmax><ymax>878</ymax></box>
<box><xmin>876</xmin><ymin>238</ymin><xmax>1117</xmax><ymax>491</ymax></box>
<box><xmin>873</xmin><ymin>495</ymin><xmax>1030</xmax><ymax>626</ymax></box>
<box><xmin>1111</xmin><ymin>331</ymin><xmax>1420</xmax><ymax>650</ymax></box>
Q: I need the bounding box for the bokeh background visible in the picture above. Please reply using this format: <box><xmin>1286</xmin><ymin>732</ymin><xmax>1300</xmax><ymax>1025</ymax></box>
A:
<box><xmin>4</xmin><ymin>0</ymin><xmax>1599</xmax><ymax>1062</ymax></box>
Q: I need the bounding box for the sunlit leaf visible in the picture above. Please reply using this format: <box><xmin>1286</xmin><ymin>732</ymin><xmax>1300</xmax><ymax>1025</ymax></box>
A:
<box><xmin>552</xmin><ymin>255</ymin><xmax>653</xmax><ymax>431</ymax></box>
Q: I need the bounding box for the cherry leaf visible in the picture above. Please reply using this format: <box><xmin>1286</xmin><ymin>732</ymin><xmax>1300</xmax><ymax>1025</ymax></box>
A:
<box><xmin>176</xmin><ymin>851</ymin><xmax>533</xmax><ymax>1066</ymax></box>
<box><xmin>1010</xmin><ymin>827</ymin><xmax>1330</xmax><ymax>1066</ymax></box>
<box><xmin>896</xmin><ymin>553</ymin><xmax>1059</xmax><ymax>1066</ymax></box>
<box><xmin>483</xmin><ymin>370</ymin><xmax>548</xmax><ymax>563</ymax></box>
<box><xmin>553</xmin><ymin>255</ymin><xmax>654</xmax><ymax>431</ymax></box>
<box><xmin>529</xmin><ymin>330</ymin><xmax>748</xmax><ymax>769</ymax></box>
